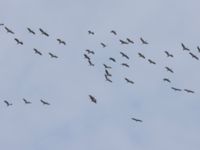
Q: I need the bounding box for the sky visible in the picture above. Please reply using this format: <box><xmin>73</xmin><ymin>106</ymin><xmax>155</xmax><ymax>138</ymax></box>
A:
<box><xmin>0</xmin><ymin>0</ymin><xmax>200</xmax><ymax>149</ymax></box>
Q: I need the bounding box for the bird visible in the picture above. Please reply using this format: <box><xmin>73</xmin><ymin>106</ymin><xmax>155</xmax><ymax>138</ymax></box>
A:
<box><xmin>103</xmin><ymin>64</ymin><xmax>112</xmax><ymax>69</ymax></box>
<box><xmin>27</xmin><ymin>27</ymin><xmax>35</xmax><ymax>34</ymax></box>
<box><xmin>165</xmin><ymin>67</ymin><xmax>174</xmax><ymax>73</ymax></box>
<box><xmin>131</xmin><ymin>117</ymin><xmax>142</xmax><ymax>122</ymax></box>
<box><xmin>40</xmin><ymin>99</ymin><xmax>50</xmax><ymax>105</ymax></box>
<box><xmin>120</xmin><ymin>52</ymin><xmax>129</xmax><ymax>59</ymax></box>
<box><xmin>105</xmin><ymin>69</ymin><xmax>112</xmax><ymax>77</ymax></box>
<box><xmin>138</xmin><ymin>53</ymin><xmax>145</xmax><ymax>59</ymax></box>
<box><xmin>85</xmin><ymin>49</ymin><xmax>95</xmax><ymax>55</ymax></box>
<box><xmin>164</xmin><ymin>51</ymin><xmax>173</xmax><ymax>57</ymax></box>
<box><xmin>57</xmin><ymin>39</ymin><xmax>66</xmax><ymax>45</ymax></box>
<box><xmin>4</xmin><ymin>27</ymin><xmax>14</xmax><ymax>34</ymax></box>
<box><xmin>89</xmin><ymin>95</ymin><xmax>97</xmax><ymax>103</ymax></box>
<box><xmin>101</xmin><ymin>42</ymin><xmax>106</xmax><ymax>48</ymax></box>
<box><xmin>140</xmin><ymin>37</ymin><xmax>148</xmax><ymax>44</ymax></box>
<box><xmin>4</xmin><ymin>100</ymin><xmax>12</xmax><ymax>106</ymax></box>
<box><xmin>110</xmin><ymin>30</ymin><xmax>117</xmax><ymax>35</ymax></box>
<box><xmin>49</xmin><ymin>52</ymin><xmax>58</xmax><ymax>58</ymax></box>
<box><xmin>121</xmin><ymin>63</ymin><xmax>129</xmax><ymax>68</ymax></box>
<box><xmin>105</xmin><ymin>74</ymin><xmax>112</xmax><ymax>83</ymax></box>
<box><xmin>125</xmin><ymin>77</ymin><xmax>134</xmax><ymax>84</ymax></box>
<box><xmin>171</xmin><ymin>87</ymin><xmax>182</xmax><ymax>91</ymax></box>
<box><xmin>119</xmin><ymin>39</ymin><xmax>128</xmax><ymax>44</ymax></box>
<box><xmin>109</xmin><ymin>57</ymin><xmax>116</xmax><ymax>62</ymax></box>
<box><xmin>181</xmin><ymin>43</ymin><xmax>189</xmax><ymax>51</ymax></box>
<box><xmin>88</xmin><ymin>30</ymin><xmax>94</xmax><ymax>35</ymax></box>
<box><xmin>148</xmin><ymin>59</ymin><xmax>156</xmax><ymax>65</ymax></box>
<box><xmin>197</xmin><ymin>46</ymin><xmax>200</xmax><ymax>53</ymax></box>
<box><xmin>14</xmin><ymin>38</ymin><xmax>23</xmax><ymax>45</ymax></box>
<box><xmin>84</xmin><ymin>54</ymin><xmax>90</xmax><ymax>60</ymax></box>
<box><xmin>189</xmin><ymin>52</ymin><xmax>199</xmax><ymax>60</ymax></box>
<box><xmin>23</xmin><ymin>98</ymin><xmax>31</xmax><ymax>104</ymax></box>
<box><xmin>33</xmin><ymin>48</ymin><xmax>42</xmax><ymax>55</ymax></box>
<box><xmin>39</xmin><ymin>28</ymin><xmax>49</xmax><ymax>37</ymax></box>
<box><xmin>88</xmin><ymin>59</ymin><xmax>94</xmax><ymax>66</ymax></box>
<box><xmin>126</xmin><ymin>38</ymin><xmax>134</xmax><ymax>44</ymax></box>
<box><xmin>184</xmin><ymin>89</ymin><xmax>195</xmax><ymax>93</ymax></box>
<box><xmin>163</xmin><ymin>78</ymin><xmax>171</xmax><ymax>83</ymax></box>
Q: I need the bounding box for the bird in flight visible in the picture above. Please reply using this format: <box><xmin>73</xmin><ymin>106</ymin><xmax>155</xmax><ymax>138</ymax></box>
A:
<box><xmin>189</xmin><ymin>52</ymin><xmax>199</xmax><ymax>60</ymax></box>
<box><xmin>184</xmin><ymin>89</ymin><xmax>195</xmax><ymax>93</ymax></box>
<box><xmin>105</xmin><ymin>69</ymin><xmax>112</xmax><ymax>77</ymax></box>
<box><xmin>84</xmin><ymin>54</ymin><xmax>90</xmax><ymax>60</ymax></box>
<box><xmin>110</xmin><ymin>30</ymin><xmax>117</xmax><ymax>35</ymax></box>
<box><xmin>39</xmin><ymin>28</ymin><xmax>49</xmax><ymax>37</ymax></box>
<box><xmin>120</xmin><ymin>52</ymin><xmax>129</xmax><ymax>59</ymax></box>
<box><xmin>88</xmin><ymin>30</ymin><xmax>94</xmax><ymax>35</ymax></box>
<box><xmin>101</xmin><ymin>42</ymin><xmax>106</xmax><ymax>48</ymax></box>
<box><xmin>126</xmin><ymin>38</ymin><xmax>134</xmax><ymax>44</ymax></box>
<box><xmin>138</xmin><ymin>53</ymin><xmax>145</xmax><ymax>59</ymax></box>
<box><xmin>40</xmin><ymin>99</ymin><xmax>50</xmax><ymax>105</ymax></box>
<box><xmin>4</xmin><ymin>26</ymin><xmax>14</xmax><ymax>34</ymax></box>
<box><xmin>23</xmin><ymin>98</ymin><xmax>31</xmax><ymax>104</ymax></box>
<box><xmin>4</xmin><ymin>100</ymin><xmax>12</xmax><ymax>106</ymax></box>
<box><xmin>131</xmin><ymin>117</ymin><xmax>142</xmax><ymax>122</ymax></box>
<box><xmin>171</xmin><ymin>87</ymin><xmax>182</xmax><ymax>91</ymax></box>
<box><xmin>140</xmin><ymin>37</ymin><xmax>148</xmax><ymax>44</ymax></box>
<box><xmin>119</xmin><ymin>39</ymin><xmax>128</xmax><ymax>44</ymax></box>
<box><xmin>49</xmin><ymin>52</ymin><xmax>58</xmax><ymax>58</ymax></box>
<box><xmin>105</xmin><ymin>74</ymin><xmax>112</xmax><ymax>83</ymax></box>
<box><xmin>109</xmin><ymin>57</ymin><xmax>116</xmax><ymax>62</ymax></box>
<box><xmin>197</xmin><ymin>46</ymin><xmax>200</xmax><ymax>53</ymax></box>
<box><xmin>33</xmin><ymin>48</ymin><xmax>42</xmax><ymax>55</ymax></box>
<box><xmin>85</xmin><ymin>49</ymin><xmax>95</xmax><ymax>55</ymax></box>
<box><xmin>57</xmin><ymin>39</ymin><xmax>66</xmax><ymax>45</ymax></box>
<box><xmin>163</xmin><ymin>78</ymin><xmax>171</xmax><ymax>83</ymax></box>
<box><xmin>125</xmin><ymin>77</ymin><xmax>134</xmax><ymax>84</ymax></box>
<box><xmin>103</xmin><ymin>64</ymin><xmax>112</xmax><ymax>69</ymax></box>
<box><xmin>164</xmin><ymin>51</ymin><xmax>173</xmax><ymax>57</ymax></box>
<box><xmin>181</xmin><ymin>43</ymin><xmax>189</xmax><ymax>51</ymax></box>
<box><xmin>121</xmin><ymin>63</ymin><xmax>129</xmax><ymax>68</ymax></box>
<box><xmin>89</xmin><ymin>95</ymin><xmax>97</xmax><ymax>103</ymax></box>
<box><xmin>88</xmin><ymin>59</ymin><xmax>95</xmax><ymax>66</ymax></box>
<box><xmin>165</xmin><ymin>67</ymin><xmax>174</xmax><ymax>73</ymax></box>
<box><xmin>14</xmin><ymin>38</ymin><xmax>23</xmax><ymax>45</ymax></box>
<box><xmin>148</xmin><ymin>59</ymin><xmax>156</xmax><ymax>65</ymax></box>
<box><xmin>27</xmin><ymin>27</ymin><xmax>35</xmax><ymax>35</ymax></box>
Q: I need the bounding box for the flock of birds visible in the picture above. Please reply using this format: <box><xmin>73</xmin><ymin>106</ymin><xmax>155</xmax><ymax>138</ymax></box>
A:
<box><xmin>1</xmin><ymin>23</ymin><xmax>199</xmax><ymax>123</ymax></box>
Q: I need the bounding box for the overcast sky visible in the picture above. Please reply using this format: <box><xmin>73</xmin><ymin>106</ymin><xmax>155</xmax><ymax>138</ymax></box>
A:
<box><xmin>0</xmin><ymin>0</ymin><xmax>200</xmax><ymax>150</ymax></box>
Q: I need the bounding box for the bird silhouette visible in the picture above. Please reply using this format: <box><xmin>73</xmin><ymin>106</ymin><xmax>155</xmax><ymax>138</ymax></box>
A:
<box><xmin>23</xmin><ymin>98</ymin><xmax>31</xmax><ymax>104</ymax></box>
<box><xmin>148</xmin><ymin>59</ymin><xmax>156</xmax><ymax>65</ymax></box>
<box><xmin>89</xmin><ymin>95</ymin><xmax>97</xmax><ymax>103</ymax></box>
<box><xmin>4</xmin><ymin>100</ymin><xmax>12</xmax><ymax>106</ymax></box>
<box><xmin>171</xmin><ymin>87</ymin><xmax>182</xmax><ymax>91</ymax></box>
<box><xmin>138</xmin><ymin>53</ymin><xmax>145</xmax><ymax>59</ymax></box>
<box><xmin>57</xmin><ymin>39</ymin><xmax>66</xmax><ymax>45</ymax></box>
<box><xmin>165</xmin><ymin>67</ymin><xmax>174</xmax><ymax>73</ymax></box>
<box><xmin>27</xmin><ymin>27</ymin><xmax>35</xmax><ymax>34</ymax></box>
<box><xmin>85</xmin><ymin>49</ymin><xmax>95</xmax><ymax>55</ymax></box>
<box><xmin>88</xmin><ymin>30</ymin><xmax>94</xmax><ymax>35</ymax></box>
<box><xmin>49</xmin><ymin>52</ymin><xmax>58</xmax><ymax>58</ymax></box>
<box><xmin>105</xmin><ymin>69</ymin><xmax>112</xmax><ymax>77</ymax></box>
<box><xmin>131</xmin><ymin>117</ymin><xmax>142</xmax><ymax>122</ymax></box>
<box><xmin>119</xmin><ymin>39</ymin><xmax>128</xmax><ymax>44</ymax></box>
<box><xmin>33</xmin><ymin>48</ymin><xmax>42</xmax><ymax>55</ymax></box>
<box><xmin>39</xmin><ymin>28</ymin><xmax>49</xmax><ymax>37</ymax></box>
<box><xmin>163</xmin><ymin>78</ymin><xmax>171</xmax><ymax>83</ymax></box>
<box><xmin>184</xmin><ymin>89</ymin><xmax>195</xmax><ymax>93</ymax></box>
<box><xmin>14</xmin><ymin>38</ymin><xmax>23</xmax><ymax>45</ymax></box>
<box><xmin>164</xmin><ymin>51</ymin><xmax>173</xmax><ymax>57</ymax></box>
<box><xmin>120</xmin><ymin>52</ymin><xmax>129</xmax><ymax>59</ymax></box>
<box><xmin>126</xmin><ymin>38</ymin><xmax>134</xmax><ymax>44</ymax></box>
<box><xmin>121</xmin><ymin>63</ymin><xmax>129</xmax><ymax>68</ymax></box>
<box><xmin>125</xmin><ymin>77</ymin><xmax>134</xmax><ymax>84</ymax></box>
<box><xmin>88</xmin><ymin>59</ymin><xmax>94</xmax><ymax>66</ymax></box>
<box><xmin>40</xmin><ymin>99</ymin><xmax>50</xmax><ymax>105</ymax></box>
<box><xmin>103</xmin><ymin>64</ymin><xmax>112</xmax><ymax>69</ymax></box>
<box><xmin>101</xmin><ymin>42</ymin><xmax>106</xmax><ymax>48</ymax></box>
<box><xmin>105</xmin><ymin>74</ymin><xmax>112</xmax><ymax>83</ymax></box>
<box><xmin>197</xmin><ymin>46</ymin><xmax>200</xmax><ymax>53</ymax></box>
<box><xmin>5</xmin><ymin>27</ymin><xmax>14</xmax><ymax>34</ymax></box>
<box><xmin>109</xmin><ymin>57</ymin><xmax>116</xmax><ymax>62</ymax></box>
<box><xmin>181</xmin><ymin>43</ymin><xmax>189</xmax><ymax>51</ymax></box>
<box><xmin>140</xmin><ymin>37</ymin><xmax>148</xmax><ymax>44</ymax></box>
<box><xmin>110</xmin><ymin>30</ymin><xmax>117</xmax><ymax>35</ymax></box>
<box><xmin>84</xmin><ymin>54</ymin><xmax>90</xmax><ymax>60</ymax></box>
<box><xmin>189</xmin><ymin>52</ymin><xmax>199</xmax><ymax>60</ymax></box>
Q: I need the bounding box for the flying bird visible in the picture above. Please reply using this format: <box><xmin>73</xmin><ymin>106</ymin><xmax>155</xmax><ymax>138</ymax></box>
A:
<box><xmin>181</xmin><ymin>43</ymin><xmax>189</xmax><ymax>51</ymax></box>
<box><xmin>189</xmin><ymin>52</ymin><xmax>199</xmax><ymax>60</ymax></box>
<box><xmin>33</xmin><ymin>48</ymin><xmax>42</xmax><ymax>55</ymax></box>
<box><xmin>105</xmin><ymin>69</ymin><xmax>112</xmax><ymax>77</ymax></box>
<box><xmin>125</xmin><ymin>77</ymin><xmax>134</xmax><ymax>84</ymax></box>
<box><xmin>109</xmin><ymin>57</ymin><xmax>116</xmax><ymax>62</ymax></box>
<box><xmin>27</xmin><ymin>27</ymin><xmax>35</xmax><ymax>34</ymax></box>
<box><xmin>23</xmin><ymin>98</ymin><xmax>31</xmax><ymax>104</ymax></box>
<box><xmin>4</xmin><ymin>27</ymin><xmax>14</xmax><ymax>34</ymax></box>
<box><xmin>119</xmin><ymin>39</ymin><xmax>128</xmax><ymax>44</ymax></box>
<box><xmin>88</xmin><ymin>59</ymin><xmax>94</xmax><ymax>66</ymax></box>
<box><xmin>163</xmin><ymin>78</ymin><xmax>171</xmax><ymax>83</ymax></box>
<box><xmin>40</xmin><ymin>99</ymin><xmax>50</xmax><ymax>105</ymax></box>
<box><xmin>184</xmin><ymin>89</ymin><xmax>195</xmax><ymax>93</ymax></box>
<box><xmin>197</xmin><ymin>46</ymin><xmax>200</xmax><ymax>53</ymax></box>
<box><xmin>140</xmin><ymin>37</ymin><xmax>148</xmax><ymax>44</ymax></box>
<box><xmin>88</xmin><ymin>30</ymin><xmax>94</xmax><ymax>35</ymax></box>
<box><xmin>4</xmin><ymin>100</ymin><xmax>12</xmax><ymax>106</ymax></box>
<box><xmin>57</xmin><ymin>39</ymin><xmax>66</xmax><ymax>45</ymax></box>
<box><xmin>165</xmin><ymin>67</ymin><xmax>174</xmax><ymax>73</ymax></box>
<box><xmin>138</xmin><ymin>53</ymin><xmax>145</xmax><ymax>59</ymax></box>
<box><xmin>131</xmin><ymin>117</ymin><xmax>142</xmax><ymax>122</ymax></box>
<box><xmin>121</xmin><ymin>63</ymin><xmax>129</xmax><ymax>68</ymax></box>
<box><xmin>101</xmin><ymin>42</ymin><xmax>106</xmax><ymax>48</ymax></box>
<box><xmin>89</xmin><ymin>95</ymin><xmax>97</xmax><ymax>103</ymax></box>
<box><xmin>164</xmin><ymin>51</ymin><xmax>173</xmax><ymax>57</ymax></box>
<box><xmin>105</xmin><ymin>74</ymin><xmax>112</xmax><ymax>83</ymax></box>
<box><xmin>148</xmin><ymin>59</ymin><xmax>156</xmax><ymax>65</ymax></box>
<box><xmin>103</xmin><ymin>64</ymin><xmax>112</xmax><ymax>69</ymax></box>
<box><xmin>49</xmin><ymin>52</ymin><xmax>58</xmax><ymax>58</ymax></box>
<box><xmin>14</xmin><ymin>38</ymin><xmax>23</xmax><ymax>45</ymax></box>
<box><xmin>126</xmin><ymin>38</ymin><xmax>134</xmax><ymax>44</ymax></box>
<box><xmin>171</xmin><ymin>87</ymin><xmax>182</xmax><ymax>91</ymax></box>
<box><xmin>84</xmin><ymin>54</ymin><xmax>90</xmax><ymax>60</ymax></box>
<box><xmin>110</xmin><ymin>30</ymin><xmax>117</xmax><ymax>35</ymax></box>
<box><xmin>85</xmin><ymin>49</ymin><xmax>95</xmax><ymax>55</ymax></box>
<box><xmin>120</xmin><ymin>52</ymin><xmax>129</xmax><ymax>59</ymax></box>
<box><xmin>39</xmin><ymin>28</ymin><xmax>49</xmax><ymax>37</ymax></box>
